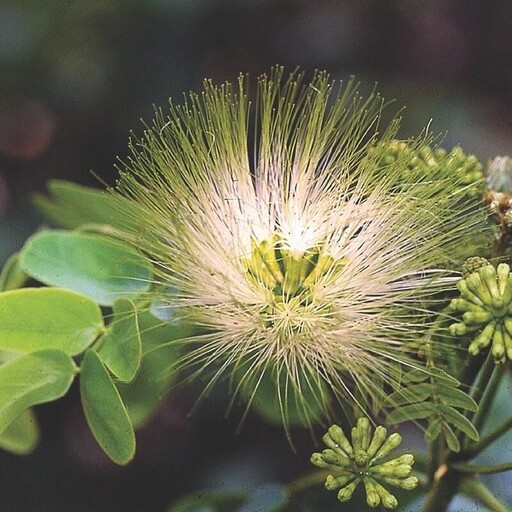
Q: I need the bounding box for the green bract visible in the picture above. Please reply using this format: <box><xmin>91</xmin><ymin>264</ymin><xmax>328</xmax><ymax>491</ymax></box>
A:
<box><xmin>449</xmin><ymin>260</ymin><xmax>512</xmax><ymax>362</ymax></box>
<box><xmin>310</xmin><ymin>418</ymin><xmax>418</xmax><ymax>509</ymax></box>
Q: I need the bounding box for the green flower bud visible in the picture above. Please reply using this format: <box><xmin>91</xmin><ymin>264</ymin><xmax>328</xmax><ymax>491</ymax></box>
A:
<box><xmin>321</xmin><ymin>449</ymin><xmax>352</xmax><ymax>468</ymax></box>
<box><xmin>351</xmin><ymin>424</ymin><xmax>363</xmax><ymax>454</ymax></box>
<box><xmin>481</xmin><ymin>264</ymin><xmax>500</xmax><ymax>296</ymax></box>
<box><xmin>325</xmin><ymin>473</ymin><xmax>354</xmax><ymax>490</ymax></box>
<box><xmin>371</xmin><ymin>433</ymin><xmax>402</xmax><ymax>463</ymax></box>
<box><xmin>337</xmin><ymin>480</ymin><xmax>359</xmax><ymax>502</ymax></box>
<box><xmin>449</xmin><ymin>322</ymin><xmax>468</xmax><ymax>336</ymax></box>
<box><xmin>364</xmin><ymin>477</ymin><xmax>381</xmax><ymax>508</ymax></box>
<box><xmin>474</xmin><ymin>320</ymin><xmax>497</xmax><ymax>348</ymax></box>
<box><xmin>321</xmin><ymin>435</ymin><xmax>352</xmax><ymax>462</ymax></box>
<box><xmin>462</xmin><ymin>310</ymin><xmax>493</xmax><ymax>324</ymax></box>
<box><xmin>396</xmin><ymin>453</ymin><xmax>414</xmax><ymax>465</ymax></box>
<box><xmin>381</xmin><ymin>475</ymin><xmax>420</xmax><ymax>490</ymax></box>
<box><xmin>450</xmin><ymin>297</ymin><xmax>485</xmax><ymax>313</ymax></box>
<box><xmin>492</xmin><ymin>324</ymin><xmax>506</xmax><ymax>361</ymax></box>
<box><xmin>374</xmin><ymin>481</ymin><xmax>399</xmax><ymax>510</ymax></box>
<box><xmin>370</xmin><ymin>461</ymin><xmax>413</xmax><ymax>478</ymax></box>
<box><xmin>366</xmin><ymin>425</ymin><xmax>387</xmax><ymax>459</ymax></box>
<box><xmin>468</xmin><ymin>343</ymin><xmax>480</xmax><ymax>356</ymax></box>
<box><xmin>497</xmin><ymin>263</ymin><xmax>511</xmax><ymax>291</ymax></box>
<box><xmin>400</xmin><ymin>476</ymin><xmax>420</xmax><ymax>490</ymax></box>
<box><xmin>310</xmin><ymin>453</ymin><xmax>331</xmax><ymax>469</ymax></box>
<box><xmin>457</xmin><ymin>280</ymin><xmax>485</xmax><ymax>307</ymax></box>
<box><xmin>327</xmin><ymin>424</ymin><xmax>354</xmax><ymax>456</ymax></box>
<box><xmin>465</xmin><ymin>273</ymin><xmax>493</xmax><ymax>306</ymax></box>
<box><xmin>354</xmin><ymin>449</ymin><xmax>370</xmax><ymax>466</ymax></box>
<box><xmin>357</xmin><ymin>417</ymin><xmax>372</xmax><ymax>451</ymax></box>
<box><xmin>370</xmin><ymin>453</ymin><xmax>414</xmax><ymax>476</ymax></box>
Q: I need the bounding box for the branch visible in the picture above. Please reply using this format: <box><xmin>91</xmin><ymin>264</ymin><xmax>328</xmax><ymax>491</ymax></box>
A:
<box><xmin>451</xmin><ymin>461</ymin><xmax>512</xmax><ymax>475</ymax></box>
<box><xmin>459</xmin><ymin>477</ymin><xmax>510</xmax><ymax>512</ymax></box>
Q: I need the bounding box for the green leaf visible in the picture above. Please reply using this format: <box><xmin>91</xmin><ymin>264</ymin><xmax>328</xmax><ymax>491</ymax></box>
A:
<box><xmin>386</xmin><ymin>402</ymin><xmax>435</xmax><ymax>425</ymax></box>
<box><xmin>387</xmin><ymin>383</ymin><xmax>433</xmax><ymax>406</ymax></box>
<box><xmin>98</xmin><ymin>299</ymin><xmax>141</xmax><ymax>382</ymax></box>
<box><xmin>0</xmin><ymin>288</ymin><xmax>104</xmax><ymax>356</ymax></box>
<box><xmin>434</xmin><ymin>384</ymin><xmax>478</xmax><ymax>412</ymax></box>
<box><xmin>34</xmin><ymin>180</ymin><xmax>136</xmax><ymax>231</ymax></box>
<box><xmin>80</xmin><ymin>349</ymin><xmax>136</xmax><ymax>464</ymax></box>
<box><xmin>0</xmin><ymin>408</ymin><xmax>39</xmax><ymax>455</ymax></box>
<box><xmin>428</xmin><ymin>367</ymin><xmax>460</xmax><ymax>385</ymax></box>
<box><xmin>0</xmin><ymin>253</ymin><xmax>28</xmax><ymax>291</ymax></box>
<box><xmin>19</xmin><ymin>230</ymin><xmax>152</xmax><ymax>306</ymax></box>
<box><xmin>0</xmin><ymin>350</ymin><xmax>77</xmax><ymax>434</ymax></box>
<box><xmin>168</xmin><ymin>490</ymin><xmax>247</xmax><ymax>512</ymax></box>
<box><xmin>117</xmin><ymin>311</ymin><xmax>185</xmax><ymax>428</ymax></box>
<box><xmin>402</xmin><ymin>369</ymin><xmax>430</xmax><ymax>384</ymax></box>
<box><xmin>438</xmin><ymin>404</ymin><xmax>479</xmax><ymax>441</ymax></box>
<box><xmin>443</xmin><ymin>422</ymin><xmax>461</xmax><ymax>452</ymax></box>
<box><xmin>424</xmin><ymin>416</ymin><xmax>443</xmax><ymax>443</ymax></box>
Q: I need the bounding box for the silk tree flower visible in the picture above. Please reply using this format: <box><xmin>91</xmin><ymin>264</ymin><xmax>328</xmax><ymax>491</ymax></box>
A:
<box><xmin>111</xmin><ymin>68</ymin><xmax>487</xmax><ymax>426</ymax></box>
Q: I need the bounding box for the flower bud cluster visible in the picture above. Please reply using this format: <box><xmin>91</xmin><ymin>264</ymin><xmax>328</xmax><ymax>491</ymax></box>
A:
<box><xmin>373</xmin><ymin>140</ymin><xmax>484</xmax><ymax>198</ymax></box>
<box><xmin>310</xmin><ymin>418</ymin><xmax>418</xmax><ymax>509</ymax></box>
<box><xmin>449</xmin><ymin>259</ymin><xmax>512</xmax><ymax>363</ymax></box>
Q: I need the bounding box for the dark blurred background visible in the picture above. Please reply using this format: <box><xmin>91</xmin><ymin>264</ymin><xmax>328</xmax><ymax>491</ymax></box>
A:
<box><xmin>1</xmin><ymin>1</ymin><xmax>512</xmax><ymax>511</ymax></box>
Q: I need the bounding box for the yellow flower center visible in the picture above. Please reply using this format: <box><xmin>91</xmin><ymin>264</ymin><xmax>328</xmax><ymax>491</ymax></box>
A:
<box><xmin>242</xmin><ymin>234</ymin><xmax>346</xmax><ymax>334</ymax></box>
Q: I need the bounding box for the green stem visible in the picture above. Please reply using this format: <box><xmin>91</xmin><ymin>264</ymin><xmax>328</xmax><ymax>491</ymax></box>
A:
<box><xmin>457</xmin><ymin>350</ymin><xmax>486</xmax><ymax>390</ymax></box>
<box><xmin>287</xmin><ymin>469</ymin><xmax>329</xmax><ymax>494</ymax></box>
<box><xmin>422</xmin><ymin>353</ymin><xmax>496</xmax><ymax>512</ymax></box>
<box><xmin>452</xmin><ymin>461</ymin><xmax>512</xmax><ymax>475</ymax></box>
<box><xmin>469</xmin><ymin>362</ymin><xmax>505</xmax><ymax>435</ymax></box>
<box><xmin>463</xmin><ymin>414</ymin><xmax>512</xmax><ymax>458</ymax></box>
<box><xmin>469</xmin><ymin>351</ymin><xmax>497</xmax><ymax>408</ymax></box>
<box><xmin>459</xmin><ymin>477</ymin><xmax>509</xmax><ymax>512</ymax></box>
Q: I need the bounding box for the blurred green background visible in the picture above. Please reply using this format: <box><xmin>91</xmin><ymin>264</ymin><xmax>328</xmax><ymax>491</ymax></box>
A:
<box><xmin>1</xmin><ymin>1</ymin><xmax>512</xmax><ymax>511</ymax></box>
